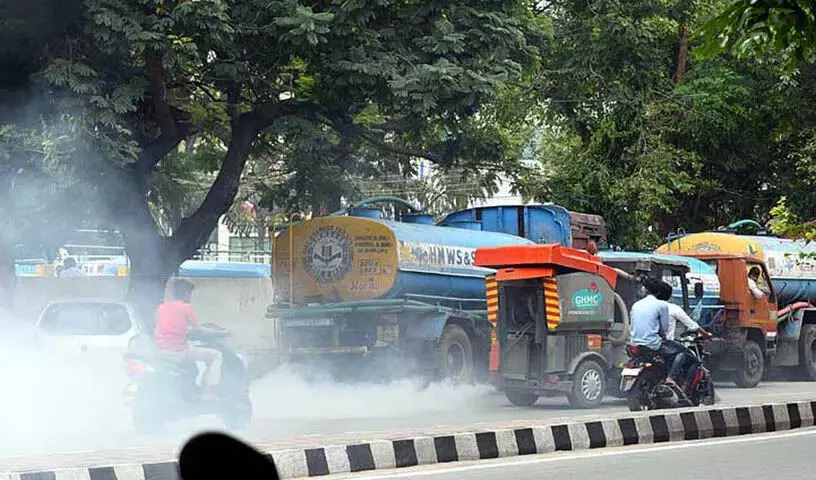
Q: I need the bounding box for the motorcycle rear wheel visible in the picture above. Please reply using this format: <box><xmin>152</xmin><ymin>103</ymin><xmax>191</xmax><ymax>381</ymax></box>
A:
<box><xmin>626</xmin><ymin>381</ymin><xmax>654</xmax><ymax>412</ymax></box>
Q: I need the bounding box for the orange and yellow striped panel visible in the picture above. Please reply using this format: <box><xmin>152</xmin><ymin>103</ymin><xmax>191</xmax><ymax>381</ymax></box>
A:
<box><xmin>485</xmin><ymin>274</ymin><xmax>500</xmax><ymax>372</ymax></box>
<box><xmin>486</xmin><ymin>274</ymin><xmax>499</xmax><ymax>327</ymax></box>
<box><xmin>543</xmin><ymin>277</ymin><xmax>560</xmax><ymax>329</ymax></box>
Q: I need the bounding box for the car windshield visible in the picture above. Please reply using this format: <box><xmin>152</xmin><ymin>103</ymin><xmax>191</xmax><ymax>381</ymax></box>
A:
<box><xmin>39</xmin><ymin>303</ymin><xmax>130</xmax><ymax>336</ymax></box>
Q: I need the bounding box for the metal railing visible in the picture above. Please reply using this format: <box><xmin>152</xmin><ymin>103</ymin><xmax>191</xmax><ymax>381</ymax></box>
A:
<box><xmin>192</xmin><ymin>249</ymin><xmax>271</xmax><ymax>264</ymax></box>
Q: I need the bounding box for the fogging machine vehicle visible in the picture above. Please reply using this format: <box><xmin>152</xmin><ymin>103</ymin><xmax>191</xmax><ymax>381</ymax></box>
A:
<box><xmin>129</xmin><ymin>323</ymin><xmax>252</xmax><ymax>432</ymax></box>
<box><xmin>620</xmin><ymin>329</ymin><xmax>716</xmax><ymax>411</ymax></box>
<box><xmin>475</xmin><ymin>244</ymin><xmax>634</xmax><ymax>409</ymax></box>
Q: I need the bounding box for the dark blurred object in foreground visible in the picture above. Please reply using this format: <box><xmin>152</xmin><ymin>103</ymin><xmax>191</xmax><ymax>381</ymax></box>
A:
<box><xmin>179</xmin><ymin>432</ymin><xmax>280</xmax><ymax>480</ymax></box>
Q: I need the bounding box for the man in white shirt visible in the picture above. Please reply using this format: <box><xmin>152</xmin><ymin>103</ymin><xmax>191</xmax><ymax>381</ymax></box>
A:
<box><xmin>665</xmin><ymin>301</ymin><xmax>701</xmax><ymax>339</ymax></box>
<box><xmin>747</xmin><ymin>267</ymin><xmax>766</xmax><ymax>299</ymax></box>
<box><xmin>655</xmin><ymin>285</ymin><xmax>710</xmax><ymax>389</ymax></box>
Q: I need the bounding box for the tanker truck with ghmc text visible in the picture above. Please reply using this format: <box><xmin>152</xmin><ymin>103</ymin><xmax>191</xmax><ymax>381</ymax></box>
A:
<box><xmin>266</xmin><ymin>197</ymin><xmax>606</xmax><ymax>382</ymax></box>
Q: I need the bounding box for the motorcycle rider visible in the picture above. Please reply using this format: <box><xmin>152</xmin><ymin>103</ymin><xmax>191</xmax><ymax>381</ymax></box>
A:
<box><xmin>654</xmin><ymin>284</ymin><xmax>702</xmax><ymax>340</ymax></box>
<box><xmin>628</xmin><ymin>278</ymin><xmax>686</xmax><ymax>387</ymax></box>
<box><xmin>653</xmin><ymin>283</ymin><xmax>711</xmax><ymax>389</ymax></box>
<box><xmin>154</xmin><ymin>279</ymin><xmax>224</xmax><ymax>399</ymax></box>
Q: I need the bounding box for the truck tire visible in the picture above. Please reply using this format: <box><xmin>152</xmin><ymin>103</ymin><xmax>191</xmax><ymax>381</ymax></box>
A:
<box><xmin>568</xmin><ymin>360</ymin><xmax>606</xmax><ymax>409</ymax></box>
<box><xmin>798</xmin><ymin>324</ymin><xmax>816</xmax><ymax>380</ymax></box>
<box><xmin>733</xmin><ymin>340</ymin><xmax>764</xmax><ymax>388</ymax></box>
<box><xmin>437</xmin><ymin>324</ymin><xmax>474</xmax><ymax>384</ymax></box>
<box><xmin>505</xmin><ymin>390</ymin><xmax>539</xmax><ymax>407</ymax></box>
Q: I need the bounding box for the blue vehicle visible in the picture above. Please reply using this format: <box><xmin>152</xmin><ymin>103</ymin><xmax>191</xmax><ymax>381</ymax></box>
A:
<box><xmin>597</xmin><ymin>251</ymin><xmax>722</xmax><ymax>328</ymax></box>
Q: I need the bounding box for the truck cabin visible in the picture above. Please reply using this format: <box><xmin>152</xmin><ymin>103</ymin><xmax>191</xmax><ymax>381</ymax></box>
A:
<box><xmin>669</xmin><ymin>252</ymin><xmax>778</xmax><ymax>330</ymax></box>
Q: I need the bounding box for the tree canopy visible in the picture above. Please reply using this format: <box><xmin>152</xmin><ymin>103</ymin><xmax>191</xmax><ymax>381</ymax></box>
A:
<box><xmin>518</xmin><ymin>0</ymin><xmax>816</xmax><ymax>248</ymax></box>
<box><xmin>0</xmin><ymin>0</ymin><xmax>545</xmax><ymax>317</ymax></box>
<box><xmin>4</xmin><ymin>0</ymin><xmax>816</xmax><ymax>317</ymax></box>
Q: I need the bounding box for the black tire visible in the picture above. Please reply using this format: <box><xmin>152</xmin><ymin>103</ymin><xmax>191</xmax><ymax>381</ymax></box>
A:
<box><xmin>733</xmin><ymin>340</ymin><xmax>764</xmax><ymax>388</ymax></box>
<box><xmin>627</xmin><ymin>391</ymin><xmax>646</xmax><ymax>412</ymax></box>
<box><xmin>437</xmin><ymin>324</ymin><xmax>474</xmax><ymax>383</ymax></box>
<box><xmin>626</xmin><ymin>379</ymin><xmax>654</xmax><ymax>412</ymax></box>
<box><xmin>798</xmin><ymin>324</ymin><xmax>816</xmax><ymax>380</ymax></box>
<box><xmin>505</xmin><ymin>390</ymin><xmax>539</xmax><ymax>407</ymax></box>
<box><xmin>568</xmin><ymin>360</ymin><xmax>606</xmax><ymax>409</ymax></box>
<box><xmin>221</xmin><ymin>394</ymin><xmax>253</xmax><ymax>430</ymax></box>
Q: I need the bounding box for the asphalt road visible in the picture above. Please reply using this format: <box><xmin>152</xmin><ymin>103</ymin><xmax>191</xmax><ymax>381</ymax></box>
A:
<box><xmin>2</xmin><ymin>365</ymin><xmax>816</xmax><ymax>472</ymax></box>
<box><xmin>329</xmin><ymin>427</ymin><xmax>816</xmax><ymax>479</ymax></box>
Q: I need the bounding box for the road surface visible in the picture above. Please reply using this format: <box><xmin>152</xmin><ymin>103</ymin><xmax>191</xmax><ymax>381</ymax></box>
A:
<box><xmin>328</xmin><ymin>427</ymin><xmax>816</xmax><ymax>479</ymax></box>
<box><xmin>2</xmin><ymin>365</ymin><xmax>816</xmax><ymax>472</ymax></box>
<box><xmin>5</xmin><ymin>369</ymin><xmax>816</xmax><ymax>457</ymax></box>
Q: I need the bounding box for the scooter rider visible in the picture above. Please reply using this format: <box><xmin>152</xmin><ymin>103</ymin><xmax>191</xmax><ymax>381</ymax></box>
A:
<box><xmin>628</xmin><ymin>278</ymin><xmax>685</xmax><ymax>387</ymax></box>
<box><xmin>653</xmin><ymin>283</ymin><xmax>712</xmax><ymax>389</ymax></box>
<box><xmin>154</xmin><ymin>279</ymin><xmax>224</xmax><ymax>399</ymax></box>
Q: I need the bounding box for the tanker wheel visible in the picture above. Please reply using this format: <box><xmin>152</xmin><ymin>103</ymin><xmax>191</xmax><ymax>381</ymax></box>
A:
<box><xmin>505</xmin><ymin>390</ymin><xmax>539</xmax><ymax>407</ymax></box>
<box><xmin>798</xmin><ymin>325</ymin><xmax>816</xmax><ymax>380</ymax></box>
<box><xmin>568</xmin><ymin>360</ymin><xmax>606</xmax><ymax>409</ymax></box>
<box><xmin>437</xmin><ymin>324</ymin><xmax>474</xmax><ymax>384</ymax></box>
<box><xmin>733</xmin><ymin>340</ymin><xmax>764</xmax><ymax>388</ymax></box>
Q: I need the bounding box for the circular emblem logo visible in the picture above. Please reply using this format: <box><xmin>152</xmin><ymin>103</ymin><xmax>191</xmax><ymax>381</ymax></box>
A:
<box><xmin>303</xmin><ymin>226</ymin><xmax>353</xmax><ymax>284</ymax></box>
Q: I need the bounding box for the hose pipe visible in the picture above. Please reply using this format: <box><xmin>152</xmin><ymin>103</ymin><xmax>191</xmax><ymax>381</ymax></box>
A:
<box><xmin>607</xmin><ymin>292</ymin><xmax>630</xmax><ymax>344</ymax></box>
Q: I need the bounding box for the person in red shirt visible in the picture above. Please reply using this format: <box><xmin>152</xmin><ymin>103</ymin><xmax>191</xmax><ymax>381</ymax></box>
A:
<box><xmin>154</xmin><ymin>279</ymin><xmax>223</xmax><ymax>397</ymax></box>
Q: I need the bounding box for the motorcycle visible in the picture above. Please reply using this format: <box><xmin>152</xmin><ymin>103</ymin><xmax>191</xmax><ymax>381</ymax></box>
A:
<box><xmin>129</xmin><ymin>324</ymin><xmax>253</xmax><ymax>432</ymax></box>
<box><xmin>620</xmin><ymin>329</ymin><xmax>716</xmax><ymax>411</ymax></box>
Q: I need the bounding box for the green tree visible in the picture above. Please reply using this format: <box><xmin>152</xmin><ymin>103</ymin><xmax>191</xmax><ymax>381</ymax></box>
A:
<box><xmin>521</xmin><ymin>0</ymin><xmax>816</xmax><ymax>248</ymax></box>
<box><xmin>699</xmin><ymin>0</ymin><xmax>816</xmax><ymax>238</ymax></box>
<box><xmin>19</xmin><ymin>0</ymin><xmax>542</xmax><ymax>321</ymax></box>
<box><xmin>521</xmin><ymin>0</ymin><xmax>700</xmax><ymax>247</ymax></box>
<box><xmin>698</xmin><ymin>0</ymin><xmax>816</xmax><ymax>66</ymax></box>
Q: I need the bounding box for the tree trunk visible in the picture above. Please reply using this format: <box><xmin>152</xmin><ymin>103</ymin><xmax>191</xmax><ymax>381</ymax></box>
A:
<box><xmin>0</xmin><ymin>240</ymin><xmax>15</xmax><ymax>319</ymax></box>
<box><xmin>115</xmin><ymin>187</ymin><xmax>176</xmax><ymax>331</ymax></box>
<box><xmin>674</xmin><ymin>23</ymin><xmax>689</xmax><ymax>85</ymax></box>
<box><xmin>115</xmin><ymin>107</ymin><xmax>280</xmax><ymax>325</ymax></box>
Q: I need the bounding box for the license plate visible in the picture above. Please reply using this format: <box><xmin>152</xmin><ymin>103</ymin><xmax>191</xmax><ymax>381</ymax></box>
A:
<box><xmin>621</xmin><ymin>368</ymin><xmax>642</xmax><ymax>377</ymax></box>
<box><xmin>620</xmin><ymin>376</ymin><xmax>638</xmax><ymax>392</ymax></box>
<box><xmin>281</xmin><ymin>318</ymin><xmax>334</xmax><ymax>328</ymax></box>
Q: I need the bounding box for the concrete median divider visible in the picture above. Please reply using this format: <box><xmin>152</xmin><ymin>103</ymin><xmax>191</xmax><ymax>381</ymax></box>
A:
<box><xmin>5</xmin><ymin>400</ymin><xmax>816</xmax><ymax>479</ymax></box>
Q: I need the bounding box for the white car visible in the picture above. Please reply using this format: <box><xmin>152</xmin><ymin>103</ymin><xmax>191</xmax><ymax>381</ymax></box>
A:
<box><xmin>34</xmin><ymin>299</ymin><xmax>143</xmax><ymax>401</ymax></box>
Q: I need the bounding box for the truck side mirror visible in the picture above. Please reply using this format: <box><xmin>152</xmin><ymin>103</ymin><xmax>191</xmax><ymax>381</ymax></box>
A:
<box><xmin>694</xmin><ymin>282</ymin><xmax>704</xmax><ymax>300</ymax></box>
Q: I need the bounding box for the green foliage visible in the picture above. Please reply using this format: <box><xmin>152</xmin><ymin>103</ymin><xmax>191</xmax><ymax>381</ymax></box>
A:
<box><xmin>698</xmin><ymin>0</ymin><xmax>816</xmax><ymax>66</ymax></box>
<box><xmin>520</xmin><ymin>0</ymin><xmax>816</xmax><ymax>248</ymax></box>
<box><xmin>769</xmin><ymin>197</ymin><xmax>816</xmax><ymax>241</ymax></box>
<box><xmin>1</xmin><ymin>0</ymin><xmax>544</xmax><ymax>276</ymax></box>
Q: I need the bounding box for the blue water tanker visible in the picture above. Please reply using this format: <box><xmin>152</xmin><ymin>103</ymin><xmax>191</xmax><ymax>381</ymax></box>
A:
<box><xmin>267</xmin><ymin>196</ymin><xmax>614</xmax><ymax>384</ymax></box>
<box><xmin>438</xmin><ymin>204</ymin><xmax>606</xmax><ymax>250</ymax></box>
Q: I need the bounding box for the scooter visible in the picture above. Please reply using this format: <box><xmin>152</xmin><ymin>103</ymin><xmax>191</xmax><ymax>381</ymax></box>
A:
<box><xmin>620</xmin><ymin>330</ymin><xmax>716</xmax><ymax>411</ymax></box>
<box><xmin>129</xmin><ymin>324</ymin><xmax>253</xmax><ymax>433</ymax></box>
